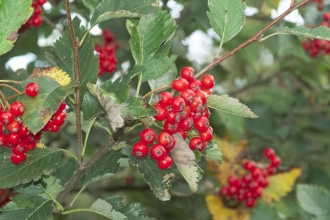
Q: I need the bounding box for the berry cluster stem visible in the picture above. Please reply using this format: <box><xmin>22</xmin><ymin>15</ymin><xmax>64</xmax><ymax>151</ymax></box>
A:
<box><xmin>0</xmin><ymin>90</ymin><xmax>10</xmax><ymax>109</ymax></box>
<box><xmin>194</xmin><ymin>0</ymin><xmax>312</xmax><ymax>79</ymax></box>
<box><xmin>65</xmin><ymin>0</ymin><xmax>84</xmax><ymax>168</ymax></box>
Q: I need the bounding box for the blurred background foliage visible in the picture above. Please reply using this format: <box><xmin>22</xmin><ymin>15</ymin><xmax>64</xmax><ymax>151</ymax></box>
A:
<box><xmin>1</xmin><ymin>0</ymin><xmax>330</xmax><ymax>219</ymax></box>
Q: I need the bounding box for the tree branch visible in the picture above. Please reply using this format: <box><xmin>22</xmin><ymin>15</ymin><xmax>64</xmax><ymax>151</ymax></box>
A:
<box><xmin>64</xmin><ymin>0</ymin><xmax>84</xmax><ymax>168</ymax></box>
<box><xmin>195</xmin><ymin>0</ymin><xmax>312</xmax><ymax>79</ymax></box>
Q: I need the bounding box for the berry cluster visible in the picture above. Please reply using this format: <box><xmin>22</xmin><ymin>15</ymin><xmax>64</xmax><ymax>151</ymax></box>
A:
<box><xmin>302</xmin><ymin>12</ymin><xmax>330</xmax><ymax>57</ymax></box>
<box><xmin>219</xmin><ymin>148</ymin><xmax>281</xmax><ymax>208</ymax></box>
<box><xmin>314</xmin><ymin>0</ymin><xmax>324</xmax><ymax>10</ymax></box>
<box><xmin>42</xmin><ymin>102</ymin><xmax>67</xmax><ymax>133</ymax></box>
<box><xmin>132</xmin><ymin>128</ymin><xmax>174</xmax><ymax>170</ymax></box>
<box><xmin>95</xmin><ymin>29</ymin><xmax>119</xmax><ymax>76</ymax></box>
<box><xmin>19</xmin><ymin>0</ymin><xmax>47</xmax><ymax>32</ymax></box>
<box><xmin>132</xmin><ymin>67</ymin><xmax>216</xmax><ymax>170</ymax></box>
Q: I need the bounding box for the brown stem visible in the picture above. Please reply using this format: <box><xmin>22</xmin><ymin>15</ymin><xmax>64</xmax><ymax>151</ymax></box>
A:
<box><xmin>65</xmin><ymin>0</ymin><xmax>84</xmax><ymax>168</ymax></box>
<box><xmin>141</xmin><ymin>84</ymin><xmax>171</xmax><ymax>100</ymax></box>
<box><xmin>5</xmin><ymin>92</ymin><xmax>25</xmax><ymax>101</ymax></box>
<box><xmin>41</xmin><ymin>15</ymin><xmax>63</xmax><ymax>34</ymax></box>
<box><xmin>195</xmin><ymin>0</ymin><xmax>312</xmax><ymax>79</ymax></box>
<box><xmin>0</xmin><ymin>84</ymin><xmax>22</xmax><ymax>94</ymax></box>
<box><xmin>0</xmin><ymin>90</ymin><xmax>10</xmax><ymax>109</ymax></box>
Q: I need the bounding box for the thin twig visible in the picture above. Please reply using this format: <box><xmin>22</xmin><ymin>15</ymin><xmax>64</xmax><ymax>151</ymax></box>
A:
<box><xmin>65</xmin><ymin>0</ymin><xmax>84</xmax><ymax>168</ymax></box>
<box><xmin>5</xmin><ymin>92</ymin><xmax>25</xmax><ymax>101</ymax></box>
<box><xmin>195</xmin><ymin>0</ymin><xmax>312</xmax><ymax>79</ymax></box>
<box><xmin>41</xmin><ymin>15</ymin><xmax>63</xmax><ymax>34</ymax></box>
<box><xmin>0</xmin><ymin>84</ymin><xmax>22</xmax><ymax>94</ymax></box>
<box><xmin>0</xmin><ymin>90</ymin><xmax>10</xmax><ymax>109</ymax></box>
<box><xmin>141</xmin><ymin>84</ymin><xmax>170</xmax><ymax>100</ymax></box>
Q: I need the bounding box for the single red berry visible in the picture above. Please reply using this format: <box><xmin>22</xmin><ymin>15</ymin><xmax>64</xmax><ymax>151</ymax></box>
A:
<box><xmin>167</xmin><ymin>135</ymin><xmax>176</xmax><ymax>151</ymax></box>
<box><xmin>178</xmin><ymin>130</ymin><xmax>187</xmax><ymax>139</ymax></box>
<box><xmin>7</xmin><ymin>121</ymin><xmax>21</xmax><ymax>133</ymax></box>
<box><xmin>33</xmin><ymin>6</ymin><xmax>42</xmax><ymax>16</ymax></box>
<box><xmin>193</xmin><ymin>116</ymin><xmax>209</xmax><ymax>132</ymax></box>
<box><xmin>244</xmin><ymin>191</ymin><xmax>253</xmax><ymax>200</ymax></box>
<box><xmin>171</xmin><ymin>97</ymin><xmax>185</xmax><ymax>112</ymax></box>
<box><xmin>163</xmin><ymin>121</ymin><xmax>179</xmax><ymax>134</ymax></box>
<box><xmin>203</xmin><ymin>88</ymin><xmax>213</xmax><ymax>95</ymax></box>
<box><xmin>139</xmin><ymin>128</ymin><xmax>156</xmax><ymax>144</ymax></box>
<box><xmin>158</xmin><ymin>132</ymin><xmax>172</xmax><ymax>148</ymax></box>
<box><xmin>154</xmin><ymin>104</ymin><xmax>167</xmax><ymax>121</ymax></box>
<box><xmin>179</xmin><ymin>117</ymin><xmax>193</xmax><ymax>131</ymax></box>
<box><xmin>237</xmin><ymin>194</ymin><xmax>245</xmax><ymax>201</ymax></box>
<box><xmin>179</xmin><ymin>105</ymin><xmax>191</xmax><ymax>120</ymax></box>
<box><xmin>190</xmin><ymin>97</ymin><xmax>203</xmax><ymax>112</ymax></box>
<box><xmin>227</xmin><ymin>185</ymin><xmax>238</xmax><ymax>196</ymax></box>
<box><xmin>246</xmin><ymin>198</ymin><xmax>256</xmax><ymax>208</ymax></box>
<box><xmin>242</xmin><ymin>173</ymin><xmax>252</xmax><ymax>184</ymax></box>
<box><xmin>194</xmin><ymin>90</ymin><xmax>207</xmax><ymax>105</ymax></box>
<box><xmin>252</xmin><ymin>168</ymin><xmax>262</xmax><ymax>179</ymax></box>
<box><xmin>201</xmin><ymin>74</ymin><xmax>215</xmax><ymax>89</ymax></box>
<box><xmin>188</xmin><ymin>79</ymin><xmax>202</xmax><ymax>91</ymax></box>
<box><xmin>158</xmin><ymin>156</ymin><xmax>173</xmax><ymax>170</ymax></box>
<box><xmin>22</xmin><ymin>134</ymin><xmax>35</xmax><ymax>144</ymax></box>
<box><xmin>172</xmin><ymin>78</ymin><xmax>188</xmax><ymax>92</ymax></box>
<box><xmin>10</xmin><ymin>101</ymin><xmax>24</xmax><ymax>117</ymax></box>
<box><xmin>249</xmin><ymin>181</ymin><xmax>259</xmax><ymax>192</ymax></box>
<box><xmin>166</xmin><ymin>110</ymin><xmax>181</xmax><ymax>124</ymax></box>
<box><xmin>10</xmin><ymin>153</ymin><xmax>27</xmax><ymax>165</ymax></box>
<box><xmin>219</xmin><ymin>187</ymin><xmax>228</xmax><ymax>196</ymax></box>
<box><xmin>132</xmin><ymin>142</ymin><xmax>149</xmax><ymax>158</ymax></box>
<box><xmin>323</xmin><ymin>12</ymin><xmax>330</xmax><ymax>21</ymax></box>
<box><xmin>12</xmin><ymin>143</ymin><xmax>27</xmax><ymax>155</ymax></box>
<box><xmin>264</xmin><ymin>148</ymin><xmax>276</xmax><ymax>160</ymax></box>
<box><xmin>53</xmin><ymin>112</ymin><xmax>66</xmax><ymax>126</ymax></box>
<box><xmin>42</xmin><ymin>120</ymin><xmax>54</xmax><ymax>131</ymax></box>
<box><xmin>36</xmin><ymin>0</ymin><xmax>47</xmax><ymax>5</ymax></box>
<box><xmin>7</xmin><ymin>133</ymin><xmax>21</xmax><ymax>146</ymax></box>
<box><xmin>32</xmin><ymin>16</ymin><xmax>43</xmax><ymax>27</ymax></box>
<box><xmin>25</xmin><ymin>82</ymin><xmax>39</xmax><ymax>97</ymax></box>
<box><xmin>202</xmin><ymin>108</ymin><xmax>210</xmax><ymax>118</ymax></box>
<box><xmin>51</xmin><ymin>124</ymin><xmax>60</xmax><ymax>132</ymax></box>
<box><xmin>259</xmin><ymin>177</ymin><xmax>269</xmax><ymax>188</ymax></box>
<box><xmin>34</xmin><ymin>132</ymin><xmax>42</xmax><ymax>141</ymax></box>
<box><xmin>180</xmin><ymin>66</ymin><xmax>195</xmax><ymax>82</ymax></box>
<box><xmin>0</xmin><ymin>111</ymin><xmax>14</xmax><ymax>125</ymax></box>
<box><xmin>58</xmin><ymin>102</ymin><xmax>67</xmax><ymax>112</ymax></box>
<box><xmin>271</xmin><ymin>156</ymin><xmax>281</xmax><ymax>167</ymax></box>
<box><xmin>199</xmin><ymin>127</ymin><xmax>213</xmax><ymax>142</ymax></box>
<box><xmin>180</xmin><ymin>89</ymin><xmax>195</xmax><ymax>104</ymax></box>
<box><xmin>150</xmin><ymin>144</ymin><xmax>167</xmax><ymax>161</ymax></box>
<box><xmin>267</xmin><ymin>166</ymin><xmax>276</xmax><ymax>175</ymax></box>
<box><xmin>25</xmin><ymin>142</ymin><xmax>37</xmax><ymax>151</ymax></box>
<box><xmin>158</xmin><ymin>92</ymin><xmax>173</xmax><ymax>107</ymax></box>
<box><xmin>228</xmin><ymin>175</ymin><xmax>238</xmax><ymax>185</ymax></box>
<box><xmin>244</xmin><ymin>160</ymin><xmax>257</xmax><ymax>172</ymax></box>
<box><xmin>189</xmin><ymin>137</ymin><xmax>203</xmax><ymax>150</ymax></box>
<box><xmin>0</xmin><ymin>135</ymin><xmax>7</xmax><ymax>146</ymax></box>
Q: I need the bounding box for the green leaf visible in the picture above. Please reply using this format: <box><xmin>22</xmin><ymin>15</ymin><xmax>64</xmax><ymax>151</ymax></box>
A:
<box><xmin>0</xmin><ymin>0</ymin><xmax>33</xmax><ymax>56</ymax></box>
<box><xmin>297</xmin><ymin>184</ymin><xmax>330</xmax><ymax>220</ymax></box>
<box><xmin>84</xmin><ymin>198</ymin><xmax>130</xmax><ymax>219</ymax></box>
<box><xmin>54</xmin><ymin>157</ymin><xmax>77</xmax><ymax>186</ymax></box>
<box><xmin>46</xmin><ymin>17</ymin><xmax>98</xmax><ymax>99</ymax></box>
<box><xmin>0</xmin><ymin>194</ymin><xmax>53</xmax><ymax>220</ymax></box>
<box><xmin>171</xmin><ymin>134</ymin><xmax>203</xmax><ymax>192</ymax></box>
<box><xmin>202</xmin><ymin>139</ymin><xmax>222</xmax><ymax>164</ymax></box>
<box><xmin>141</xmin><ymin>55</ymin><xmax>177</xmax><ymax>82</ymax></box>
<box><xmin>66</xmin><ymin>112</ymin><xmax>111</xmax><ymax>134</ymax></box>
<box><xmin>148</xmin><ymin>64</ymin><xmax>177</xmax><ymax>90</ymax></box>
<box><xmin>122</xmin><ymin>98</ymin><xmax>157</xmax><ymax>119</ymax></box>
<box><xmin>101</xmin><ymin>78</ymin><xmax>130</xmax><ymax>103</ymax></box>
<box><xmin>280</xmin><ymin>26</ymin><xmax>330</xmax><ymax>41</ymax></box>
<box><xmin>83</xmin><ymin>148</ymin><xmax>122</xmax><ymax>186</ymax></box>
<box><xmin>0</xmin><ymin>147</ymin><xmax>63</xmax><ymax>188</ymax></box>
<box><xmin>82</xmin><ymin>0</ymin><xmax>100</xmax><ymax>11</ymax></box>
<box><xmin>121</xmin><ymin>64</ymin><xmax>146</xmax><ymax>85</ymax></box>
<box><xmin>122</xmin><ymin>145</ymin><xmax>175</xmax><ymax>201</ymax></box>
<box><xmin>82</xmin><ymin>92</ymin><xmax>103</xmax><ymax>120</ymax></box>
<box><xmin>19</xmin><ymin>76</ymin><xmax>76</xmax><ymax>134</ymax></box>
<box><xmin>207</xmin><ymin>0</ymin><xmax>246</xmax><ymax>45</ymax></box>
<box><xmin>207</xmin><ymin>94</ymin><xmax>258</xmax><ymax>118</ymax></box>
<box><xmin>40</xmin><ymin>176</ymin><xmax>63</xmax><ymax>199</ymax></box>
<box><xmin>91</xmin><ymin>0</ymin><xmax>159</xmax><ymax>27</ymax></box>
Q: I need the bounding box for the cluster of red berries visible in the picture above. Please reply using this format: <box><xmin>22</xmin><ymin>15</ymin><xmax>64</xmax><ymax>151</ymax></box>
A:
<box><xmin>19</xmin><ymin>0</ymin><xmax>47</xmax><ymax>32</ymax></box>
<box><xmin>219</xmin><ymin>148</ymin><xmax>281</xmax><ymax>208</ymax></box>
<box><xmin>302</xmin><ymin>12</ymin><xmax>330</xmax><ymax>57</ymax></box>
<box><xmin>314</xmin><ymin>0</ymin><xmax>324</xmax><ymax>10</ymax></box>
<box><xmin>132</xmin><ymin>128</ymin><xmax>174</xmax><ymax>170</ymax></box>
<box><xmin>95</xmin><ymin>29</ymin><xmax>119</xmax><ymax>76</ymax></box>
<box><xmin>154</xmin><ymin>67</ymin><xmax>214</xmax><ymax>151</ymax></box>
<box><xmin>132</xmin><ymin>67</ymin><xmax>215</xmax><ymax>170</ymax></box>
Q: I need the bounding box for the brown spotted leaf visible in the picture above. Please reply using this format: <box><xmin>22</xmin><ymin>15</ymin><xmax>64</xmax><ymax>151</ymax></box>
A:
<box><xmin>171</xmin><ymin>134</ymin><xmax>203</xmax><ymax>192</ymax></box>
<box><xmin>19</xmin><ymin>76</ymin><xmax>76</xmax><ymax>134</ymax></box>
<box><xmin>0</xmin><ymin>0</ymin><xmax>33</xmax><ymax>55</ymax></box>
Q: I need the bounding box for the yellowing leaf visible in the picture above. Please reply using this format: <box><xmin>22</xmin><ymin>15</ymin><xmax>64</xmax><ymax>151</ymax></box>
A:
<box><xmin>261</xmin><ymin>0</ymin><xmax>281</xmax><ymax>16</ymax></box>
<box><xmin>206</xmin><ymin>195</ymin><xmax>250</xmax><ymax>220</ymax></box>
<box><xmin>262</xmin><ymin>168</ymin><xmax>302</xmax><ymax>204</ymax></box>
<box><xmin>37</xmin><ymin>142</ymin><xmax>45</xmax><ymax>149</ymax></box>
<box><xmin>207</xmin><ymin>138</ymin><xmax>248</xmax><ymax>185</ymax></box>
<box><xmin>30</xmin><ymin>67</ymin><xmax>72</xmax><ymax>86</ymax></box>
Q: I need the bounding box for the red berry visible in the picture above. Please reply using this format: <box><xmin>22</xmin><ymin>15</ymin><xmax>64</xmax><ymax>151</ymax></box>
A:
<box><xmin>227</xmin><ymin>185</ymin><xmax>238</xmax><ymax>196</ymax></box>
<box><xmin>252</xmin><ymin>168</ymin><xmax>262</xmax><ymax>179</ymax></box>
<box><xmin>264</xmin><ymin>148</ymin><xmax>276</xmax><ymax>160</ymax></box>
<box><xmin>179</xmin><ymin>105</ymin><xmax>191</xmax><ymax>120</ymax></box>
<box><xmin>199</xmin><ymin>127</ymin><xmax>213</xmax><ymax>142</ymax></box>
<box><xmin>188</xmin><ymin>79</ymin><xmax>202</xmax><ymax>91</ymax></box>
<box><xmin>172</xmin><ymin>78</ymin><xmax>188</xmax><ymax>92</ymax></box>
<box><xmin>33</xmin><ymin>6</ymin><xmax>42</xmax><ymax>16</ymax></box>
<box><xmin>219</xmin><ymin>187</ymin><xmax>228</xmax><ymax>196</ymax></box>
<box><xmin>158</xmin><ymin>132</ymin><xmax>172</xmax><ymax>148</ymax></box>
<box><xmin>259</xmin><ymin>177</ymin><xmax>269</xmax><ymax>187</ymax></box>
<box><xmin>7</xmin><ymin>133</ymin><xmax>21</xmax><ymax>146</ymax></box>
<box><xmin>132</xmin><ymin>142</ymin><xmax>149</xmax><ymax>158</ymax></box>
<box><xmin>190</xmin><ymin>97</ymin><xmax>203</xmax><ymax>112</ymax></box>
<box><xmin>171</xmin><ymin>97</ymin><xmax>185</xmax><ymax>112</ymax></box>
<box><xmin>32</xmin><ymin>16</ymin><xmax>43</xmax><ymax>27</ymax></box>
<box><xmin>267</xmin><ymin>166</ymin><xmax>276</xmax><ymax>175</ymax></box>
<box><xmin>53</xmin><ymin>112</ymin><xmax>66</xmax><ymax>126</ymax></box>
<box><xmin>25</xmin><ymin>82</ymin><xmax>39</xmax><ymax>97</ymax></box>
<box><xmin>43</xmin><ymin>120</ymin><xmax>54</xmax><ymax>131</ymax></box>
<box><xmin>10</xmin><ymin>101</ymin><xmax>24</xmax><ymax>117</ymax></box>
<box><xmin>150</xmin><ymin>144</ymin><xmax>167</xmax><ymax>161</ymax></box>
<box><xmin>194</xmin><ymin>90</ymin><xmax>207</xmax><ymax>105</ymax></box>
<box><xmin>201</xmin><ymin>74</ymin><xmax>215</xmax><ymax>89</ymax></box>
<box><xmin>202</xmin><ymin>108</ymin><xmax>210</xmax><ymax>118</ymax></box>
<box><xmin>228</xmin><ymin>175</ymin><xmax>238</xmax><ymax>185</ymax></box>
<box><xmin>0</xmin><ymin>135</ymin><xmax>7</xmax><ymax>146</ymax></box>
<box><xmin>0</xmin><ymin>111</ymin><xmax>14</xmax><ymax>125</ymax></box>
<box><xmin>58</xmin><ymin>102</ymin><xmax>67</xmax><ymax>112</ymax></box>
<box><xmin>167</xmin><ymin>135</ymin><xmax>176</xmax><ymax>151</ymax></box>
<box><xmin>163</xmin><ymin>121</ymin><xmax>179</xmax><ymax>134</ymax></box>
<box><xmin>25</xmin><ymin>142</ymin><xmax>36</xmax><ymax>151</ymax></box>
<box><xmin>178</xmin><ymin>130</ymin><xmax>187</xmax><ymax>139</ymax></box>
<box><xmin>246</xmin><ymin>198</ymin><xmax>256</xmax><ymax>208</ymax></box>
<box><xmin>180</xmin><ymin>89</ymin><xmax>195</xmax><ymax>104</ymax></box>
<box><xmin>158</xmin><ymin>156</ymin><xmax>173</xmax><ymax>170</ymax></box>
<box><xmin>51</xmin><ymin>124</ymin><xmax>60</xmax><ymax>133</ymax></box>
<box><xmin>180</xmin><ymin>66</ymin><xmax>195</xmax><ymax>82</ymax></box>
<box><xmin>242</xmin><ymin>173</ymin><xmax>252</xmax><ymax>184</ymax></box>
<box><xmin>166</xmin><ymin>110</ymin><xmax>180</xmax><ymax>124</ymax></box>
<box><xmin>36</xmin><ymin>0</ymin><xmax>47</xmax><ymax>5</ymax></box>
<box><xmin>139</xmin><ymin>128</ymin><xmax>156</xmax><ymax>144</ymax></box>
<box><xmin>203</xmin><ymin>88</ymin><xmax>213</xmax><ymax>95</ymax></box>
<box><xmin>154</xmin><ymin>104</ymin><xmax>167</xmax><ymax>121</ymax></box>
<box><xmin>189</xmin><ymin>137</ymin><xmax>203</xmax><ymax>150</ymax></box>
<box><xmin>193</xmin><ymin>116</ymin><xmax>209</xmax><ymax>132</ymax></box>
<box><xmin>271</xmin><ymin>156</ymin><xmax>281</xmax><ymax>167</ymax></box>
<box><xmin>179</xmin><ymin>117</ymin><xmax>193</xmax><ymax>131</ymax></box>
<box><xmin>158</xmin><ymin>92</ymin><xmax>173</xmax><ymax>107</ymax></box>
<box><xmin>7</xmin><ymin>121</ymin><xmax>21</xmax><ymax>133</ymax></box>
<box><xmin>244</xmin><ymin>160</ymin><xmax>256</xmax><ymax>172</ymax></box>
<box><xmin>12</xmin><ymin>143</ymin><xmax>27</xmax><ymax>155</ymax></box>
<box><xmin>323</xmin><ymin>12</ymin><xmax>330</xmax><ymax>21</ymax></box>
<box><xmin>10</xmin><ymin>153</ymin><xmax>27</xmax><ymax>164</ymax></box>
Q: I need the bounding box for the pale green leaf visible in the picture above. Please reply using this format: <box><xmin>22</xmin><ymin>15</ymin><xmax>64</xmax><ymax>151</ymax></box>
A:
<box><xmin>148</xmin><ymin>64</ymin><xmax>177</xmax><ymax>90</ymax></box>
<box><xmin>280</xmin><ymin>25</ymin><xmax>330</xmax><ymax>41</ymax></box>
<box><xmin>82</xmin><ymin>0</ymin><xmax>100</xmax><ymax>11</ymax></box>
<box><xmin>202</xmin><ymin>139</ymin><xmax>222</xmax><ymax>164</ymax></box>
<box><xmin>82</xmin><ymin>92</ymin><xmax>103</xmax><ymax>120</ymax></box>
<box><xmin>207</xmin><ymin>94</ymin><xmax>258</xmax><ymax>118</ymax></box>
<box><xmin>122</xmin><ymin>98</ymin><xmax>157</xmax><ymax>119</ymax></box>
